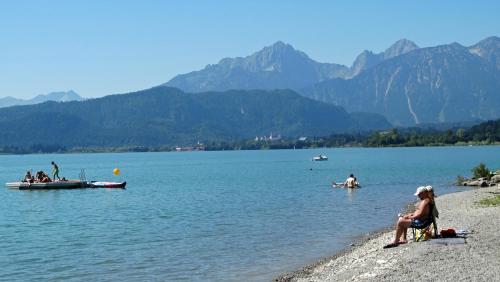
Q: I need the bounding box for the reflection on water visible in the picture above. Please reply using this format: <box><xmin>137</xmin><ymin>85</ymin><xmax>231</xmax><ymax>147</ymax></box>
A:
<box><xmin>346</xmin><ymin>187</ymin><xmax>357</xmax><ymax>202</ymax></box>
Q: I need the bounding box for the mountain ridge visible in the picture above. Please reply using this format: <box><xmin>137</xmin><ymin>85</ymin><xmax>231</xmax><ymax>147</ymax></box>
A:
<box><xmin>164</xmin><ymin>41</ymin><xmax>350</xmax><ymax>92</ymax></box>
<box><xmin>0</xmin><ymin>90</ymin><xmax>83</xmax><ymax>108</ymax></box>
<box><xmin>350</xmin><ymin>39</ymin><xmax>419</xmax><ymax>77</ymax></box>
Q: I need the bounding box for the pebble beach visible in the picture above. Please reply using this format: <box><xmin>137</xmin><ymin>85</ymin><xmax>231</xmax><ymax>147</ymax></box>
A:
<box><xmin>278</xmin><ymin>186</ymin><xmax>500</xmax><ymax>282</ymax></box>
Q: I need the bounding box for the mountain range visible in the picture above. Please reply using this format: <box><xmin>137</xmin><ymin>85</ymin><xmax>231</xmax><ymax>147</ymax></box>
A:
<box><xmin>0</xmin><ymin>87</ymin><xmax>390</xmax><ymax>148</ymax></box>
<box><xmin>0</xmin><ymin>91</ymin><xmax>83</xmax><ymax>108</ymax></box>
<box><xmin>164</xmin><ymin>37</ymin><xmax>500</xmax><ymax>126</ymax></box>
<box><xmin>302</xmin><ymin>37</ymin><xmax>500</xmax><ymax>126</ymax></box>
<box><xmin>165</xmin><ymin>41</ymin><xmax>350</xmax><ymax>93</ymax></box>
<box><xmin>164</xmin><ymin>39</ymin><xmax>421</xmax><ymax>91</ymax></box>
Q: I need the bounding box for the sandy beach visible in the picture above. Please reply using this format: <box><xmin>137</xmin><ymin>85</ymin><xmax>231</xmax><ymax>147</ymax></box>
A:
<box><xmin>278</xmin><ymin>186</ymin><xmax>500</xmax><ymax>282</ymax></box>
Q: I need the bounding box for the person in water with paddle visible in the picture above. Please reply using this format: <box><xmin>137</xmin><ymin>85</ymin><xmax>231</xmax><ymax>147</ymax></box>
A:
<box><xmin>344</xmin><ymin>174</ymin><xmax>357</xmax><ymax>188</ymax></box>
<box><xmin>51</xmin><ymin>161</ymin><xmax>61</xmax><ymax>181</ymax></box>
<box><xmin>332</xmin><ymin>174</ymin><xmax>360</xmax><ymax>188</ymax></box>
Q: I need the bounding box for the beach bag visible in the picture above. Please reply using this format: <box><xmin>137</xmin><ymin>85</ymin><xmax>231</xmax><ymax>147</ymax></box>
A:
<box><xmin>440</xmin><ymin>228</ymin><xmax>456</xmax><ymax>238</ymax></box>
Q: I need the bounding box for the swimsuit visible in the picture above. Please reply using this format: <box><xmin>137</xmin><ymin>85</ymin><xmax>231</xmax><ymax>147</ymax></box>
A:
<box><xmin>410</xmin><ymin>202</ymin><xmax>434</xmax><ymax>228</ymax></box>
<box><xmin>410</xmin><ymin>219</ymin><xmax>431</xmax><ymax>228</ymax></box>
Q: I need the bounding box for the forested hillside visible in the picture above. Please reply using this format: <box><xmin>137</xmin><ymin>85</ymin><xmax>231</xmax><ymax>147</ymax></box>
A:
<box><xmin>0</xmin><ymin>87</ymin><xmax>390</xmax><ymax>151</ymax></box>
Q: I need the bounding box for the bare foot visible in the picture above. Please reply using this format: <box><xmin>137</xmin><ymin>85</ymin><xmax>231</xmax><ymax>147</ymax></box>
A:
<box><xmin>383</xmin><ymin>241</ymin><xmax>399</xmax><ymax>249</ymax></box>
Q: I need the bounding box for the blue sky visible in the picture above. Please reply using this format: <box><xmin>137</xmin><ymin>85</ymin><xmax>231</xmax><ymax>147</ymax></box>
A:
<box><xmin>1</xmin><ymin>0</ymin><xmax>499</xmax><ymax>99</ymax></box>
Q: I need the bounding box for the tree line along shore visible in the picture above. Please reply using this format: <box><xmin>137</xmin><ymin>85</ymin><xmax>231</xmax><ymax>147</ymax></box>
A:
<box><xmin>0</xmin><ymin>119</ymin><xmax>498</xmax><ymax>155</ymax></box>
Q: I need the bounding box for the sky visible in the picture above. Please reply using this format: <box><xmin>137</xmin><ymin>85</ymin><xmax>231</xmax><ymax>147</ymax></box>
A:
<box><xmin>1</xmin><ymin>0</ymin><xmax>499</xmax><ymax>99</ymax></box>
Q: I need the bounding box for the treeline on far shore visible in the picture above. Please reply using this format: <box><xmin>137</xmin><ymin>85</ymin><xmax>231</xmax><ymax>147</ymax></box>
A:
<box><xmin>1</xmin><ymin>119</ymin><xmax>499</xmax><ymax>154</ymax></box>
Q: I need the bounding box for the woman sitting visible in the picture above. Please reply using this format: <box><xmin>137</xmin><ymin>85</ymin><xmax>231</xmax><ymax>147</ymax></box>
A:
<box><xmin>384</xmin><ymin>186</ymin><xmax>432</xmax><ymax>248</ymax></box>
<box><xmin>36</xmin><ymin>171</ymin><xmax>52</xmax><ymax>183</ymax></box>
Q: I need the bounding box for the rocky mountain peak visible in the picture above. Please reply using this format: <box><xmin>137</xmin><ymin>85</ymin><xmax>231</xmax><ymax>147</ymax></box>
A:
<box><xmin>473</xmin><ymin>36</ymin><xmax>500</xmax><ymax>46</ymax></box>
<box><xmin>469</xmin><ymin>36</ymin><xmax>500</xmax><ymax>69</ymax></box>
<box><xmin>268</xmin><ymin>41</ymin><xmax>295</xmax><ymax>51</ymax></box>
<box><xmin>253</xmin><ymin>41</ymin><xmax>310</xmax><ymax>63</ymax></box>
<box><xmin>350</xmin><ymin>50</ymin><xmax>379</xmax><ymax>77</ymax></box>
<box><xmin>383</xmin><ymin>39</ymin><xmax>419</xmax><ymax>59</ymax></box>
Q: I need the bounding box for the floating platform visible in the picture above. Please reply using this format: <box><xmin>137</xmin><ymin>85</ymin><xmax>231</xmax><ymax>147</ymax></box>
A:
<box><xmin>5</xmin><ymin>180</ymin><xmax>88</xmax><ymax>190</ymax></box>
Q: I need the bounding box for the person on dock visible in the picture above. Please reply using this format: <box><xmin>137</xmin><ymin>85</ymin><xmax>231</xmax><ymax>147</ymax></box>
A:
<box><xmin>51</xmin><ymin>161</ymin><xmax>61</xmax><ymax>181</ymax></box>
<box><xmin>23</xmin><ymin>170</ymin><xmax>34</xmax><ymax>183</ymax></box>
<box><xmin>36</xmin><ymin>171</ymin><xmax>52</xmax><ymax>183</ymax></box>
<box><xmin>384</xmin><ymin>186</ymin><xmax>432</xmax><ymax>248</ymax></box>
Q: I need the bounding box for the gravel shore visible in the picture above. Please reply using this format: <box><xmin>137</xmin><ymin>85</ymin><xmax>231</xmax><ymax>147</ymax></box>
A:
<box><xmin>277</xmin><ymin>186</ymin><xmax>500</xmax><ymax>282</ymax></box>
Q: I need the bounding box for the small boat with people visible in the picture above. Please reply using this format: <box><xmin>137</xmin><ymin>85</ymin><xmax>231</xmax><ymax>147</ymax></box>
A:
<box><xmin>312</xmin><ymin>155</ymin><xmax>328</xmax><ymax>161</ymax></box>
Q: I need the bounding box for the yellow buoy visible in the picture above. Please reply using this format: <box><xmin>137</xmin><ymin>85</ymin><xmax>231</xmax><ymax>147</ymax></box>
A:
<box><xmin>113</xmin><ymin>168</ymin><xmax>120</xmax><ymax>175</ymax></box>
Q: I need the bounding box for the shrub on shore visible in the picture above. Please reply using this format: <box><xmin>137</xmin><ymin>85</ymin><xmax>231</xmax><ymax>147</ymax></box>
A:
<box><xmin>456</xmin><ymin>163</ymin><xmax>499</xmax><ymax>186</ymax></box>
<box><xmin>472</xmin><ymin>163</ymin><xmax>491</xmax><ymax>180</ymax></box>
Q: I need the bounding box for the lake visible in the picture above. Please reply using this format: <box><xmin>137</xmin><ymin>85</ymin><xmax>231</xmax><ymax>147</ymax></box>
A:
<box><xmin>1</xmin><ymin>146</ymin><xmax>499</xmax><ymax>281</ymax></box>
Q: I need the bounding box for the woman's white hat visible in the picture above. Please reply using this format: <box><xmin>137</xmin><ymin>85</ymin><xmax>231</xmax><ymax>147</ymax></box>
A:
<box><xmin>414</xmin><ymin>186</ymin><xmax>427</xmax><ymax>196</ymax></box>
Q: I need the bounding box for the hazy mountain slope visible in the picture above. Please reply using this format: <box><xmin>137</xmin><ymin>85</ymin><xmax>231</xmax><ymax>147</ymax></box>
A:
<box><xmin>0</xmin><ymin>90</ymin><xmax>83</xmax><ymax>108</ymax></box>
<box><xmin>302</xmin><ymin>42</ymin><xmax>500</xmax><ymax>126</ymax></box>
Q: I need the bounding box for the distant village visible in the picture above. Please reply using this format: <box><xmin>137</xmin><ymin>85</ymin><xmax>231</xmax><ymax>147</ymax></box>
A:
<box><xmin>254</xmin><ymin>133</ymin><xmax>283</xmax><ymax>142</ymax></box>
<box><xmin>174</xmin><ymin>141</ymin><xmax>206</xmax><ymax>152</ymax></box>
<box><xmin>173</xmin><ymin>133</ymin><xmax>309</xmax><ymax>151</ymax></box>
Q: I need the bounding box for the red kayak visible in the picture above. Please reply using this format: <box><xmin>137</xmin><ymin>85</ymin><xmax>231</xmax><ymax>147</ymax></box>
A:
<box><xmin>89</xmin><ymin>181</ymin><xmax>126</xmax><ymax>189</ymax></box>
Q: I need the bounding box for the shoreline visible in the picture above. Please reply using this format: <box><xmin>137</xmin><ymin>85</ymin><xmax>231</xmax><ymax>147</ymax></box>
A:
<box><xmin>274</xmin><ymin>202</ymin><xmax>417</xmax><ymax>282</ymax></box>
<box><xmin>1</xmin><ymin>143</ymin><xmax>499</xmax><ymax>156</ymax></box>
<box><xmin>276</xmin><ymin>186</ymin><xmax>500</xmax><ymax>281</ymax></box>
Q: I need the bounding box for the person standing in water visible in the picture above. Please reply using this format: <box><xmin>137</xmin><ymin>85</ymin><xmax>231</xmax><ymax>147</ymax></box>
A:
<box><xmin>51</xmin><ymin>161</ymin><xmax>61</xmax><ymax>181</ymax></box>
<box><xmin>344</xmin><ymin>174</ymin><xmax>356</xmax><ymax>188</ymax></box>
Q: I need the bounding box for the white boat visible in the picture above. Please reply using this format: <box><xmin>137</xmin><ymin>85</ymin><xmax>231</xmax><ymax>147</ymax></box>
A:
<box><xmin>313</xmin><ymin>155</ymin><xmax>328</xmax><ymax>161</ymax></box>
<box><xmin>5</xmin><ymin>180</ymin><xmax>87</xmax><ymax>190</ymax></box>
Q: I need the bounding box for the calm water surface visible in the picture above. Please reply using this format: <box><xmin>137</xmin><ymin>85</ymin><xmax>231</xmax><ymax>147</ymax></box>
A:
<box><xmin>1</xmin><ymin>146</ymin><xmax>499</xmax><ymax>281</ymax></box>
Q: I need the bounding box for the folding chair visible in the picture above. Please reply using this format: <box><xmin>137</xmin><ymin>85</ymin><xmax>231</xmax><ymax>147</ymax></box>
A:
<box><xmin>412</xmin><ymin>203</ymin><xmax>439</xmax><ymax>242</ymax></box>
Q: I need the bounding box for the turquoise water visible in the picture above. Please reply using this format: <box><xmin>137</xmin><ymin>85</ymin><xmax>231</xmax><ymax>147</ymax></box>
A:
<box><xmin>1</xmin><ymin>146</ymin><xmax>499</xmax><ymax>281</ymax></box>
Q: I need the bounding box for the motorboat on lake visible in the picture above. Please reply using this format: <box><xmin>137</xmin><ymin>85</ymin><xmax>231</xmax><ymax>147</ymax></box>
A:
<box><xmin>312</xmin><ymin>155</ymin><xmax>328</xmax><ymax>161</ymax></box>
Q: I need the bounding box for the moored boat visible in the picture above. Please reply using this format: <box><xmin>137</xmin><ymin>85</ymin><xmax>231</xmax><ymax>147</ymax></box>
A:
<box><xmin>89</xmin><ymin>181</ymin><xmax>126</xmax><ymax>189</ymax></box>
<box><xmin>312</xmin><ymin>155</ymin><xmax>328</xmax><ymax>161</ymax></box>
